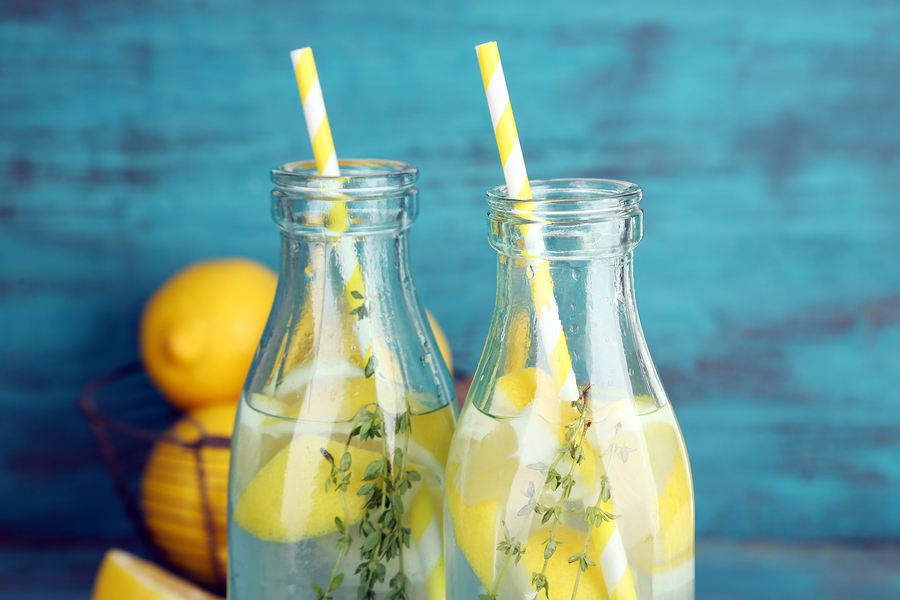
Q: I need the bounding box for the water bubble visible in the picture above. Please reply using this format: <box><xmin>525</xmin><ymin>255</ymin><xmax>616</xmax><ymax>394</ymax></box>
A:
<box><xmin>604</xmin><ymin>335</ymin><xmax>611</xmax><ymax>344</ymax></box>
<box><xmin>570</xmin><ymin>303</ymin><xmax>577</xmax><ymax>310</ymax></box>
<box><xmin>607</xmin><ymin>380</ymin><xmax>613</xmax><ymax>387</ymax></box>
<box><xmin>568</xmin><ymin>324</ymin><xmax>579</xmax><ymax>333</ymax></box>
<box><xmin>572</xmin><ymin>270</ymin><xmax>583</xmax><ymax>281</ymax></box>
<box><xmin>628</xmin><ymin>368</ymin><xmax>635</xmax><ymax>376</ymax></box>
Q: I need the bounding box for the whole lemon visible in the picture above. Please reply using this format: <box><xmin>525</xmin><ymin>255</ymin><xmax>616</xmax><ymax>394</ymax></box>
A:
<box><xmin>140</xmin><ymin>258</ymin><xmax>277</xmax><ymax>410</ymax></box>
<box><xmin>140</xmin><ymin>402</ymin><xmax>237</xmax><ymax>588</ymax></box>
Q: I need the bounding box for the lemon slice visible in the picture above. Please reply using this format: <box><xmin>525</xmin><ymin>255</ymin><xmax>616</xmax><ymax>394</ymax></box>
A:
<box><xmin>232</xmin><ymin>434</ymin><xmax>383</xmax><ymax>542</ymax></box>
<box><xmin>91</xmin><ymin>549</ymin><xmax>223</xmax><ymax>600</ymax></box>
<box><xmin>489</xmin><ymin>367</ymin><xmax>556</xmax><ymax>416</ymax></box>
<box><xmin>522</xmin><ymin>523</ymin><xmax>608</xmax><ymax>600</ymax></box>
<box><xmin>445</xmin><ymin>472</ymin><xmax>502</xmax><ymax>590</ymax></box>
<box><xmin>408</xmin><ymin>402</ymin><xmax>455</xmax><ymax>465</ymax></box>
<box><xmin>275</xmin><ymin>358</ymin><xmax>364</xmax><ymax>402</ymax></box>
<box><xmin>644</xmin><ymin>420</ymin><xmax>693</xmax><ymax>565</ymax></box>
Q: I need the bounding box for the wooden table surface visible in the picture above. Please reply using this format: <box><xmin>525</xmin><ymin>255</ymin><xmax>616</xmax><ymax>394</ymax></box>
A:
<box><xmin>2</xmin><ymin>539</ymin><xmax>898</xmax><ymax>599</ymax></box>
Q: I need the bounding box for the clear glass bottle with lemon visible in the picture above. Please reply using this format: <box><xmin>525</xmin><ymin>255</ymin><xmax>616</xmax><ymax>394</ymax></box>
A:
<box><xmin>228</xmin><ymin>160</ymin><xmax>456</xmax><ymax>600</ymax></box>
<box><xmin>445</xmin><ymin>180</ymin><xmax>694</xmax><ymax>600</ymax></box>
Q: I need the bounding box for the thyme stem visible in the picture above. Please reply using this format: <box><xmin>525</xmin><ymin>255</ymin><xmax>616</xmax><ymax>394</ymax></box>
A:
<box><xmin>569</xmin><ymin>423</ymin><xmax>621</xmax><ymax>600</ymax></box>
<box><xmin>533</xmin><ymin>403</ymin><xmax>591</xmax><ymax>598</ymax></box>
<box><xmin>484</xmin><ymin>437</ymin><xmax>572</xmax><ymax>600</ymax></box>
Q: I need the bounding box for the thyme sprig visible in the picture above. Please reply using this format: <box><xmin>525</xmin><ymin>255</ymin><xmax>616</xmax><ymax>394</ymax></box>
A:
<box><xmin>313</xmin><ymin>356</ymin><xmax>420</xmax><ymax>600</ymax></box>
<box><xmin>479</xmin><ymin>384</ymin><xmax>593</xmax><ymax>600</ymax></box>
<box><xmin>530</xmin><ymin>384</ymin><xmax>593</xmax><ymax>599</ymax></box>
<box><xmin>567</xmin><ymin>422</ymin><xmax>625</xmax><ymax>600</ymax></box>
<box><xmin>314</xmin><ymin>448</ymin><xmax>354</xmax><ymax>600</ymax></box>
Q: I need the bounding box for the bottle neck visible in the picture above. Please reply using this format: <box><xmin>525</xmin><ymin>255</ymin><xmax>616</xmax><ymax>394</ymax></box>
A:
<box><xmin>276</xmin><ymin>228</ymin><xmax>414</xmax><ymax>311</ymax></box>
<box><xmin>244</xmin><ymin>158</ymin><xmax>455</xmax><ymax>411</ymax></box>
<box><xmin>470</xmin><ymin>178</ymin><xmax>667</xmax><ymax>415</ymax></box>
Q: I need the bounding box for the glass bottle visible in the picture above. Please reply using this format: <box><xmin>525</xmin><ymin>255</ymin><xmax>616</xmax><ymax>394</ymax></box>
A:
<box><xmin>445</xmin><ymin>179</ymin><xmax>694</xmax><ymax>600</ymax></box>
<box><xmin>228</xmin><ymin>159</ymin><xmax>456</xmax><ymax>600</ymax></box>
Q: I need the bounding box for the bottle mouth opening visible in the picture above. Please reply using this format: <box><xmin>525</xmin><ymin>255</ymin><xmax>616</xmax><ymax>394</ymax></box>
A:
<box><xmin>487</xmin><ymin>178</ymin><xmax>642</xmax><ymax>222</ymax></box>
<box><xmin>272</xmin><ymin>159</ymin><xmax>417</xmax><ymax>196</ymax></box>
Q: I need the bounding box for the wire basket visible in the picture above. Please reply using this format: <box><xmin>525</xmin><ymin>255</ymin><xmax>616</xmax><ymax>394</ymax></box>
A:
<box><xmin>79</xmin><ymin>362</ymin><xmax>231</xmax><ymax>593</ymax></box>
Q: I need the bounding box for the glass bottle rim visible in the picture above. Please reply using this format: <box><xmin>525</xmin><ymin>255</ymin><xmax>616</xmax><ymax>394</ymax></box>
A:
<box><xmin>271</xmin><ymin>159</ymin><xmax>417</xmax><ymax>195</ymax></box>
<box><xmin>487</xmin><ymin>178</ymin><xmax>642</xmax><ymax>222</ymax></box>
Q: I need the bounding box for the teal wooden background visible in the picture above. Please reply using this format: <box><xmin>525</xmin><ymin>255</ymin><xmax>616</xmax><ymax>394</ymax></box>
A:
<box><xmin>2</xmin><ymin>0</ymin><xmax>899</xmax><ymax>597</ymax></box>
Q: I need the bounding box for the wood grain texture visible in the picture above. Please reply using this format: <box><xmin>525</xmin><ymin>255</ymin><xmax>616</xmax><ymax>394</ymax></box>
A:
<box><xmin>0</xmin><ymin>0</ymin><xmax>898</xmax><ymax>551</ymax></box>
<box><xmin>2</xmin><ymin>539</ymin><xmax>898</xmax><ymax>599</ymax></box>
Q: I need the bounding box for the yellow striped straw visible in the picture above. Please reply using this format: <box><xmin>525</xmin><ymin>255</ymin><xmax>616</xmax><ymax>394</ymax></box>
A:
<box><xmin>291</xmin><ymin>47</ymin><xmax>340</xmax><ymax>177</ymax></box>
<box><xmin>476</xmin><ymin>41</ymin><xmax>636</xmax><ymax>600</ymax></box>
<box><xmin>290</xmin><ymin>47</ymin><xmax>367</xmax><ymax>339</ymax></box>
<box><xmin>291</xmin><ymin>49</ymin><xmax>444</xmax><ymax>594</ymax></box>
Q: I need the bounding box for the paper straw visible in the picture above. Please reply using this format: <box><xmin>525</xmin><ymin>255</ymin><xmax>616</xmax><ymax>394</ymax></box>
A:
<box><xmin>291</xmin><ymin>49</ymin><xmax>445</xmax><ymax>593</ymax></box>
<box><xmin>475</xmin><ymin>41</ymin><xmax>578</xmax><ymax>404</ymax></box>
<box><xmin>291</xmin><ymin>47</ymin><xmax>369</xmax><ymax>351</ymax></box>
<box><xmin>476</xmin><ymin>41</ymin><xmax>636</xmax><ymax>600</ymax></box>
<box><xmin>291</xmin><ymin>47</ymin><xmax>339</xmax><ymax>177</ymax></box>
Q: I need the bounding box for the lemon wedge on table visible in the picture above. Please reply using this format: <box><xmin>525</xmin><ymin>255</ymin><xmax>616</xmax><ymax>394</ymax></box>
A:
<box><xmin>91</xmin><ymin>549</ymin><xmax>223</xmax><ymax>600</ymax></box>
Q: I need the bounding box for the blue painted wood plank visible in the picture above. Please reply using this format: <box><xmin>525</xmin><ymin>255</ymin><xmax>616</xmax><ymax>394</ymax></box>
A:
<box><xmin>0</xmin><ymin>0</ymin><xmax>898</xmax><ymax>547</ymax></box>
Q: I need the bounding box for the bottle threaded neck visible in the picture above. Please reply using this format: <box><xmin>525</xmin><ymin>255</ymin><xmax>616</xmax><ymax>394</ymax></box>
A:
<box><xmin>271</xmin><ymin>159</ymin><xmax>418</xmax><ymax>237</ymax></box>
<box><xmin>487</xmin><ymin>178</ymin><xmax>643</xmax><ymax>260</ymax></box>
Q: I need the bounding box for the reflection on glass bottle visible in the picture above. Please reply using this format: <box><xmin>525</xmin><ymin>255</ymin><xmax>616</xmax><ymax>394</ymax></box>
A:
<box><xmin>228</xmin><ymin>160</ymin><xmax>456</xmax><ymax>600</ymax></box>
<box><xmin>445</xmin><ymin>179</ymin><xmax>693</xmax><ymax>600</ymax></box>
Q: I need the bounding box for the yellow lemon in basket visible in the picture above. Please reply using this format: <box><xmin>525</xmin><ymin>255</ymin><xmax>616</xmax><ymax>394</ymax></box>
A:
<box><xmin>140</xmin><ymin>258</ymin><xmax>277</xmax><ymax>410</ymax></box>
<box><xmin>91</xmin><ymin>548</ymin><xmax>224</xmax><ymax>600</ymax></box>
<box><xmin>140</xmin><ymin>402</ymin><xmax>237</xmax><ymax>587</ymax></box>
